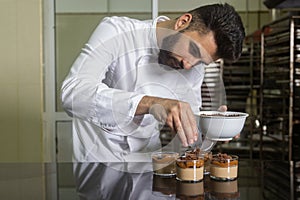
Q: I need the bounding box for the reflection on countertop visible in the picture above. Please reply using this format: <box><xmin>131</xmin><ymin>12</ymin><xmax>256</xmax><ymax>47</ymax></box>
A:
<box><xmin>0</xmin><ymin>159</ymin><xmax>298</xmax><ymax>200</ymax></box>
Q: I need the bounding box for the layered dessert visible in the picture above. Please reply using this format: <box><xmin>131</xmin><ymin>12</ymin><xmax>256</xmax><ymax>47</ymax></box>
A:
<box><xmin>152</xmin><ymin>152</ymin><xmax>179</xmax><ymax>176</ymax></box>
<box><xmin>176</xmin><ymin>150</ymin><xmax>204</xmax><ymax>182</ymax></box>
<box><xmin>210</xmin><ymin>153</ymin><xmax>238</xmax><ymax>181</ymax></box>
<box><xmin>203</xmin><ymin>151</ymin><xmax>212</xmax><ymax>175</ymax></box>
<box><xmin>185</xmin><ymin>148</ymin><xmax>211</xmax><ymax>175</ymax></box>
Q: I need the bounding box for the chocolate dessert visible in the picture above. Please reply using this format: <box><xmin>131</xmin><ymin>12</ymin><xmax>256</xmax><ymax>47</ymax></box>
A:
<box><xmin>210</xmin><ymin>153</ymin><xmax>238</xmax><ymax>181</ymax></box>
<box><xmin>176</xmin><ymin>149</ymin><xmax>204</xmax><ymax>182</ymax></box>
<box><xmin>200</xmin><ymin>113</ymin><xmax>243</xmax><ymax>117</ymax></box>
<box><xmin>152</xmin><ymin>152</ymin><xmax>179</xmax><ymax>176</ymax></box>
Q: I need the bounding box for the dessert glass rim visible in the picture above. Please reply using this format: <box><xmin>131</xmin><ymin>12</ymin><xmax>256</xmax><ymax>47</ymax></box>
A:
<box><xmin>212</xmin><ymin>154</ymin><xmax>239</xmax><ymax>160</ymax></box>
<box><xmin>151</xmin><ymin>151</ymin><xmax>179</xmax><ymax>155</ymax></box>
<box><xmin>177</xmin><ymin>155</ymin><xmax>204</xmax><ymax>160</ymax></box>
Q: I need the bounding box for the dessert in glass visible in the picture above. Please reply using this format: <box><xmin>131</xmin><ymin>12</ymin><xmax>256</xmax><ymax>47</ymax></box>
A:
<box><xmin>152</xmin><ymin>152</ymin><xmax>179</xmax><ymax>176</ymax></box>
<box><xmin>210</xmin><ymin>153</ymin><xmax>238</xmax><ymax>181</ymax></box>
<box><xmin>186</xmin><ymin>148</ymin><xmax>212</xmax><ymax>175</ymax></box>
<box><xmin>176</xmin><ymin>150</ymin><xmax>204</xmax><ymax>182</ymax></box>
<box><xmin>201</xmin><ymin>151</ymin><xmax>212</xmax><ymax>175</ymax></box>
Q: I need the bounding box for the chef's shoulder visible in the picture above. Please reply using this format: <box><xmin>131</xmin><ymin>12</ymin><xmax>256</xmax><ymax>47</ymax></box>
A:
<box><xmin>102</xmin><ymin>16</ymin><xmax>149</xmax><ymax>27</ymax></box>
<box><xmin>87</xmin><ymin>16</ymin><xmax>149</xmax><ymax>45</ymax></box>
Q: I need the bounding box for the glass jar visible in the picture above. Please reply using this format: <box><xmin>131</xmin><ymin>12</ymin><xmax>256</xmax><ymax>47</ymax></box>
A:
<box><xmin>152</xmin><ymin>152</ymin><xmax>179</xmax><ymax>176</ymax></box>
<box><xmin>210</xmin><ymin>154</ymin><xmax>238</xmax><ymax>181</ymax></box>
<box><xmin>176</xmin><ymin>156</ymin><xmax>204</xmax><ymax>182</ymax></box>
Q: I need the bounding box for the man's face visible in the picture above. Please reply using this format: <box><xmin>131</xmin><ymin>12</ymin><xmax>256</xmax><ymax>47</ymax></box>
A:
<box><xmin>158</xmin><ymin>31</ymin><xmax>217</xmax><ymax>70</ymax></box>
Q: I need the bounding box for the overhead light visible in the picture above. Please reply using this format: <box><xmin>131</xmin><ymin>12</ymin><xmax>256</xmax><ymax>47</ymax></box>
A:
<box><xmin>263</xmin><ymin>0</ymin><xmax>285</xmax><ymax>9</ymax></box>
<box><xmin>264</xmin><ymin>0</ymin><xmax>300</xmax><ymax>9</ymax></box>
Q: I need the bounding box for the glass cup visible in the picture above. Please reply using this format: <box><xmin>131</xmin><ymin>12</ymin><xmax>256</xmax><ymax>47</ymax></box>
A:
<box><xmin>176</xmin><ymin>156</ymin><xmax>204</xmax><ymax>182</ymax></box>
<box><xmin>185</xmin><ymin>149</ymin><xmax>212</xmax><ymax>175</ymax></box>
<box><xmin>152</xmin><ymin>152</ymin><xmax>179</xmax><ymax>176</ymax></box>
<box><xmin>200</xmin><ymin>151</ymin><xmax>212</xmax><ymax>175</ymax></box>
<box><xmin>210</xmin><ymin>154</ymin><xmax>239</xmax><ymax>181</ymax></box>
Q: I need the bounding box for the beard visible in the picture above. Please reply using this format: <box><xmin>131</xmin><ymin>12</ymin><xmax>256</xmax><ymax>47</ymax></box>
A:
<box><xmin>158</xmin><ymin>50</ymin><xmax>184</xmax><ymax>70</ymax></box>
<box><xmin>158</xmin><ymin>33</ymin><xmax>184</xmax><ymax>70</ymax></box>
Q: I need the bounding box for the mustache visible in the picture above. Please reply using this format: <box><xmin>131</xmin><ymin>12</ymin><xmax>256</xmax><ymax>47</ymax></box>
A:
<box><xmin>158</xmin><ymin>50</ymin><xmax>184</xmax><ymax>69</ymax></box>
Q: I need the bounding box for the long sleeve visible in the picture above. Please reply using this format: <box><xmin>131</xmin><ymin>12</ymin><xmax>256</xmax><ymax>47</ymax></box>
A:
<box><xmin>61</xmin><ymin>17</ymin><xmax>148</xmax><ymax>133</ymax></box>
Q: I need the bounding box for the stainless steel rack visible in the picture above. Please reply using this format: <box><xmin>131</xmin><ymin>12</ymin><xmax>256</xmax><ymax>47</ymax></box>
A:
<box><xmin>219</xmin><ymin>32</ymin><xmax>262</xmax><ymax>159</ymax></box>
<box><xmin>201</xmin><ymin>61</ymin><xmax>224</xmax><ymax>111</ymax></box>
<box><xmin>204</xmin><ymin>14</ymin><xmax>300</xmax><ymax>198</ymax></box>
<box><xmin>260</xmin><ymin>15</ymin><xmax>300</xmax><ymax>200</ymax></box>
<box><xmin>223</xmin><ymin>46</ymin><xmax>251</xmax><ymax>112</ymax></box>
<box><xmin>260</xmin><ymin>15</ymin><xmax>300</xmax><ymax>162</ymax></box>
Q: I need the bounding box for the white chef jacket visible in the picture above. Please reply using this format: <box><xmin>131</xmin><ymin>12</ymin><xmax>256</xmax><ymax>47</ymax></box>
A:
<box><xmin>61</xmin><ymin>16</ymin><xmax>205</xmax><ymax>162</ymax></box>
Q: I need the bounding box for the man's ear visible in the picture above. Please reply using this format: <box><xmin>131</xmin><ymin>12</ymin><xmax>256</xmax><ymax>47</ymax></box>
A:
<box><xmin>174</xmin><ymin>13</ymin><xmax>192</xmax><ymax>31</ymax></box>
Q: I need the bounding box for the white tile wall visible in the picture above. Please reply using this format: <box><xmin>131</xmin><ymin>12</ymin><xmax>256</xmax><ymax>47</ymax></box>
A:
<box><xmin>56</xmin><ymin>0</ymin><xmax>108</xmax><ymax>13</ymax></box>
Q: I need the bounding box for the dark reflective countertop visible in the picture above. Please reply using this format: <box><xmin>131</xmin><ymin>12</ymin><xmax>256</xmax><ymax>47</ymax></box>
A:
<box><xmin>0</xmin><ymin>159</ymin><xmax>298</xmax><ymax>200</ymax></box>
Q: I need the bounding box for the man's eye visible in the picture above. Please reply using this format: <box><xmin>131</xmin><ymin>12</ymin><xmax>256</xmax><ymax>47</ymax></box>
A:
<box><xmin>189</xmin><ymin>41</ymin><xmax>201</xmax><ymax>58</ymax></box>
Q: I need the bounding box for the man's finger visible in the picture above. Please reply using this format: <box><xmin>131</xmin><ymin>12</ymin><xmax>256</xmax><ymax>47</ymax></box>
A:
<box><xmin>187</xmin><ymin>110</ymin><xmax>199</xmax><ymax>141</ymax></box>
<box><xmin>181</xmin><ymin>113</ymin><xmax>195</xmax><ymax>145</ymax></box>
<box><xmin>173</xmin><ymin>116</ymin><xmax>188</xmax><ymax>147</ymax></box>
<box><xmin>218</xmin><ymin>105</ymin><xmax>227</xmax><ymax>112</ymax></box>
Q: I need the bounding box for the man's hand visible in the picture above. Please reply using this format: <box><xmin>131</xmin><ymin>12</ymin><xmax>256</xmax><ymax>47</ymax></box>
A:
<box><xmin>136</xmin><ymin>96</ymin><xmax>198</xmax><ymax>147</ymax></box>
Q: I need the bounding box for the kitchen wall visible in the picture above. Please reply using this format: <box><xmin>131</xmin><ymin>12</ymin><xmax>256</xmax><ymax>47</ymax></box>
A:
<box><xmin>0</xmin><ymin>0</ymin><xmax>42</xmax><ymax>162</ymax></box>
<box><xmin>0</xmin><ymin>0</ymin><xmax>44</xmax><ymax>199</ymax></box>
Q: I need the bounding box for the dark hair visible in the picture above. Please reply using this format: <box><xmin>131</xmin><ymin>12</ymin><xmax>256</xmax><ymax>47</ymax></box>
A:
<box><xmin>185</xmin><ymin>3</ymin><xmax>245</xmax><ymax>62</ymax></box>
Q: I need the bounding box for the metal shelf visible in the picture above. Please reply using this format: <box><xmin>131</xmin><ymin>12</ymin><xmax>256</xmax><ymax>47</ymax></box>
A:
<box><xmin>260</xmin><ymin>15</ymin><xmax>300</xmax><ymax>166</ymax></box>
<box><xmin>201</xmin><ymin>61</ymin><xmax>224</xmax><ymax>111</ymax></box>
